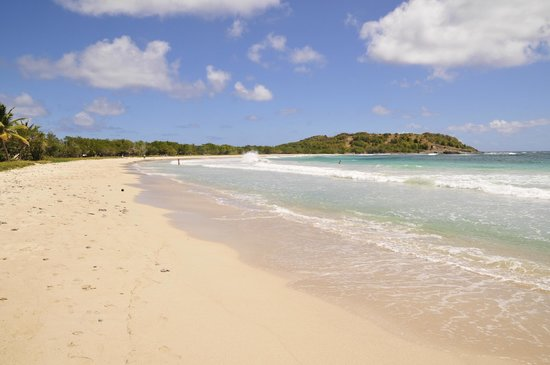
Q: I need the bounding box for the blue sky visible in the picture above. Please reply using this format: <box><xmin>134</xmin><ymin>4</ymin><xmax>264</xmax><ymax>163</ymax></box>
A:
<box><xmin>1</xmin><ymin>0</ymin><xmax>549</xmax><ymax>151</ymax></box>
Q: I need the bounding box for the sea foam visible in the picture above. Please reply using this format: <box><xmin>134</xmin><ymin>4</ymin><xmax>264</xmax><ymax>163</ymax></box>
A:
<box><xmin>177</xmin><ymin>158</ymin><xmax>550</xmax><ymax>200</ymax></box>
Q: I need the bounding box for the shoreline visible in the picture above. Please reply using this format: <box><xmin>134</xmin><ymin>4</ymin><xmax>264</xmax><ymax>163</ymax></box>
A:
<box><xmin>0</xmin><ymin>158</ymin><xmax>513</xmax><ymax>364</ymax></box>
<box><xmin>137</xmin><ymin>158</ymin><xmax>543</xmax><ymax>363</ymax></box>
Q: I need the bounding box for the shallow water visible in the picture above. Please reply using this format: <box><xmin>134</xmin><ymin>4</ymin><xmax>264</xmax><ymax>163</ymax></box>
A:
<box><xmin>136</xmin><ymin>152</ymin><xmax>550</xmax><ymax>364</ymax></box>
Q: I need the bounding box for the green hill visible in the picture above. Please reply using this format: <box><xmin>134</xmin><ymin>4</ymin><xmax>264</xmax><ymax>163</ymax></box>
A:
<box><xmin>259</xmin><ymin>132</ymin><xmax>477</xmax><ymax>154</ymax></box>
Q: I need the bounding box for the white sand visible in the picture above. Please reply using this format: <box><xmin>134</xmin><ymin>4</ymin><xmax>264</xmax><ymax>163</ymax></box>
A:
<box><xmin>0</xmin><ymin>159</ymin><xmax>513</xmax><ymax>364</ymax></box>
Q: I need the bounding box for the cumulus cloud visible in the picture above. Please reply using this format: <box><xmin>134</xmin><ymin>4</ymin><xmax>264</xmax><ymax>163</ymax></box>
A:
<box><xmin>227</xmin><ymin>19</ymin><xmax>246</xmax><ymax>38</ymax></box>
<box><xmin>54</xmin><ymin>0</ymin><xmax>280</xmax><ymax>17</ymax></box>
<box><xmin>19</xmin><ymin>36</ymin><xmax>175</xmax><ymax>90</ymax></box>
<box><xmin>359</xmin><ymin>0</ymin><xmax>550</xmax><ymax>78</ymax></box>
<box><xmin>73</xmin><ymin>111</ymin><xmax>95</xmax><ymax>127</ymax></box>
<box><xmin>489</xmin><ymin>119</ymin><xmax>550</xmax><ymax>134</ymax></box>
<box><xmin>247</xmin><ymin>44</ymin><xmax>265</xmax><ymax>63</ymax></box>
<box><xmin>234</xmin><ymin>81</ymin><xmax>273</xmax><ymax>101</ymax></box>
<box><xmin>372</xmin><ymin>105</ymin><xmax>391</xmax><ymax>116</ymax></box>
<box><xmin>248</xmin><ymin>33</ymin><xmax>325</xmax><ymax>72</ymax></box>
<box><xmin>449</xmin><ymin>119</ymin><xmax>550</xmax><ymax>134</ymax></box>
<box><xmin>289</xmin><ymin>46</ymin><xmax>325</xmax><ymax>73</ymax></box>
<box><xmin>85</xmin><ymin>97</ymin><xmax>125</xmax><ymax>116</ymax></box>
<box><xmin>0</xmin><ymin>92</ymin><xmax>47</xmax><ymax>118</ymax></box>
<box><xmin>290</xmin><ymin>46</ymin><xmax>325</xmax><ymax>64</ymax></box>
<box><xmin>18</xmin><ymin>36</ymin><xmax>230</xmax><ymax>100</ymax></box>
<box><xmin>206</xmin><ymin>65</ymin><xmax>231</xmax><ymax>94</ymax></box>
<box><xmin>266</xmin><ymin>33</ymin><xmax>287</xmax><ymax>51</ymax></box>
<box><xmin>248</xmin><ymin>33</ymin><xmax>287</xmax><ymax>64</ymax></box>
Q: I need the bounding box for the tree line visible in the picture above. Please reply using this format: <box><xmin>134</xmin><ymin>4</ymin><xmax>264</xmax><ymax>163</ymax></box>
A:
<box><xmin>1</xmin><ymin>103</ymin><xmax>476</xmax><ymax>162</ymax></box>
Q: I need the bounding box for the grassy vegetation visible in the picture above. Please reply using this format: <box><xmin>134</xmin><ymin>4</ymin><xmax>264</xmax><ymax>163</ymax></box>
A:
<box><xmin>0</xmin><ymin>160</ymin><xmax>38</xmax><ymax>172</ymax></box>
<box><xmin>0</xmin><ymin>157</ymin><xmax>105</xmax><ymax>172</ymax></box>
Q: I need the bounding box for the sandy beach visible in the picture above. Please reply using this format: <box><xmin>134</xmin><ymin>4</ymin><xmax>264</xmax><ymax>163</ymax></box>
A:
<box><xmin>0</xmin><ymin>158</ymin><xmax>514</xmax><ymax>364</ymax></box>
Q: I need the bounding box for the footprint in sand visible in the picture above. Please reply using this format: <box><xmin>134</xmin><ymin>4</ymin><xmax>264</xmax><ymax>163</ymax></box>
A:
<box><xmin>81</xmin><ymin>285</ymin><xmax>96</xmax><ymax>291</ymax></box>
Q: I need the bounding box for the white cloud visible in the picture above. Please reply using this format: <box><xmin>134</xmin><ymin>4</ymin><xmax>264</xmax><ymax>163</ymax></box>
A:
<box><xmin>448</xmin><ymin>123</ymin><xmax>489</xmax><ymax>133</ymax></box>
<box><xmin>449</xmin><ymin>119</ymin><xmax>550</xmax><ymax>134</ymax></box>
<box><xmin>290</xmin><ymin>46</ymin><xmax>325</xmax><ymax>64</ymax></box>
<box><xmin>344</xmin><ymin>13</ymin><xmax>359</xmax><ymax>28</ymax></box>
<box><xmin>428</xmin><ymin>67</ymin><xmax>456</xmax><ymax>81</ymax></box>
<box><xmin>227</xmin><ymin>19</ymin><xmax>246</xmax><ymax>38</ymax></box>
<box><xmin>248</xmin><ymin>33</ymin><xmax>287</xmax><ymax>64</ymax></box>
<box><xmin>19</xmin><ymin>36</ymin><xmax>175</xmax><ymax>90</ymax></box>
<box><xmin>18</xmin><ymin>36</ymin><xmax>230</xmax><ymax>100</ymax></box>
<box><xmin>360</xmin><ymin>0</ymin><xmax>550</xmax><ymax>78</ymax></box>
<box><xmin>266</xmin><ymin>33</ymin><xmax>287</xmax><ymax>51</ymax></box>
<box><xmin>489</xmin><ymin>119</ymin><xmax>550</xmax><ymax>134</ymax></box>
<box><xmin>234</xmin><ymin>81</ymin><xmax>273</xmax><ymax>101</ymax></box>
<box><xmin>73</xmin><ymin>111</ymin><xmax>95</xmax><ymax>127</ymax></box>
<box><xmin>372</xmin><ymin>105</ymin><xmax>391</xmax><ymax>116</ymax></box>
<box><xmin>248</xmin><ymin>34</ymin><xmax>325</xmax><ymax>73</ymax></box>
<box><xmin>247</xmin><ymin>43</ymin><xmax>265</xmax><ymax>63</ymax></box>
<box><xmin>206</xmin><ymin>65</ymin><xmax>231</xmax><ymax>94</ymax></box>
<box><xmin>54</xmin><ymin>0</ymin><xmax>280</xmax><ymax>17</ymax></box>
<box><xmin>246</xmin><ymin>114</ymin><xmax>259</xmax><ymax>121</ymax></box>
<box><xmin>0</xmin><ymin>92</ymin><xmax>47</xmax><ymax>118</ymax></box>
<box><xmin>85</xmin><ymin>97</ymin><xmax>125</xmax><ymax>116</ymax></box>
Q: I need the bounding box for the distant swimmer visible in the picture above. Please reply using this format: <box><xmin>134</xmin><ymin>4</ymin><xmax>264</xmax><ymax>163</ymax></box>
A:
<box><xmin>338</xmin><ymin>160</ymin><xmax>341</xmax><ymax>164</ymax></box>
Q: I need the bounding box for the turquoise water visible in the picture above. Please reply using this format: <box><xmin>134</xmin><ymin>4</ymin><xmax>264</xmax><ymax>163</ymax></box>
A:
<box><xmin>137</xmin><ymin>152</ymin><xmax>550</xmax><ymax>363</ymax></box>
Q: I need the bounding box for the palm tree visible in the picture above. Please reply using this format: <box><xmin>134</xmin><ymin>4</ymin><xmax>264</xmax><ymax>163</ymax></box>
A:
<box><xmin>0</xmin><ymin>104</ymin><xmax>29</xmax><ymax>161</ymax></box>
<box><xmin>20</xmin><ymin>121</ymin><xmax>46</xmax><ymax>160</ymax></box>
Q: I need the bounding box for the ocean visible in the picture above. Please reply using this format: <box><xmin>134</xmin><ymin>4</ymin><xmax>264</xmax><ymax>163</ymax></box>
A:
<box><xmin>136</xmin><ymin>152</ymin><xmax>550</xmax><ymax>363</ymax></box>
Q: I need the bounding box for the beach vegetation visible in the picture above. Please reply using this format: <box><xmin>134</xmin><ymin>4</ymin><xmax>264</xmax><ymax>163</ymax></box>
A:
<box><xmin>0</xmin><ymin>104</ymin><xmax>30</xmax><ymax>161</ymax></box>
<box><xmin>0</xmin><ymin>102</ymin><xmax>477</xmax><ymax>166</ymax></box>
<box><xmin>0</xmin><ymin>160</ymin><xmax>37</xmax><ymax>171</ymax></box>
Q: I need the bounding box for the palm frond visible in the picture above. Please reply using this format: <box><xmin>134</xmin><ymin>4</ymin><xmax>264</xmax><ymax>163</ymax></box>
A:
<box><xmin>10</xmin><ymin>133</ymin><xmax>30</xmax><ymax>146</ymax></box>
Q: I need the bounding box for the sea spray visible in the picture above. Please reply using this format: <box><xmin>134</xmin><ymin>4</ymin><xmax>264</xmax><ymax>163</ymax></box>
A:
<box><xmin>241</xmin><ymin>150</ymin><xmax>260</xmax><ymax>163</ymax></box>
